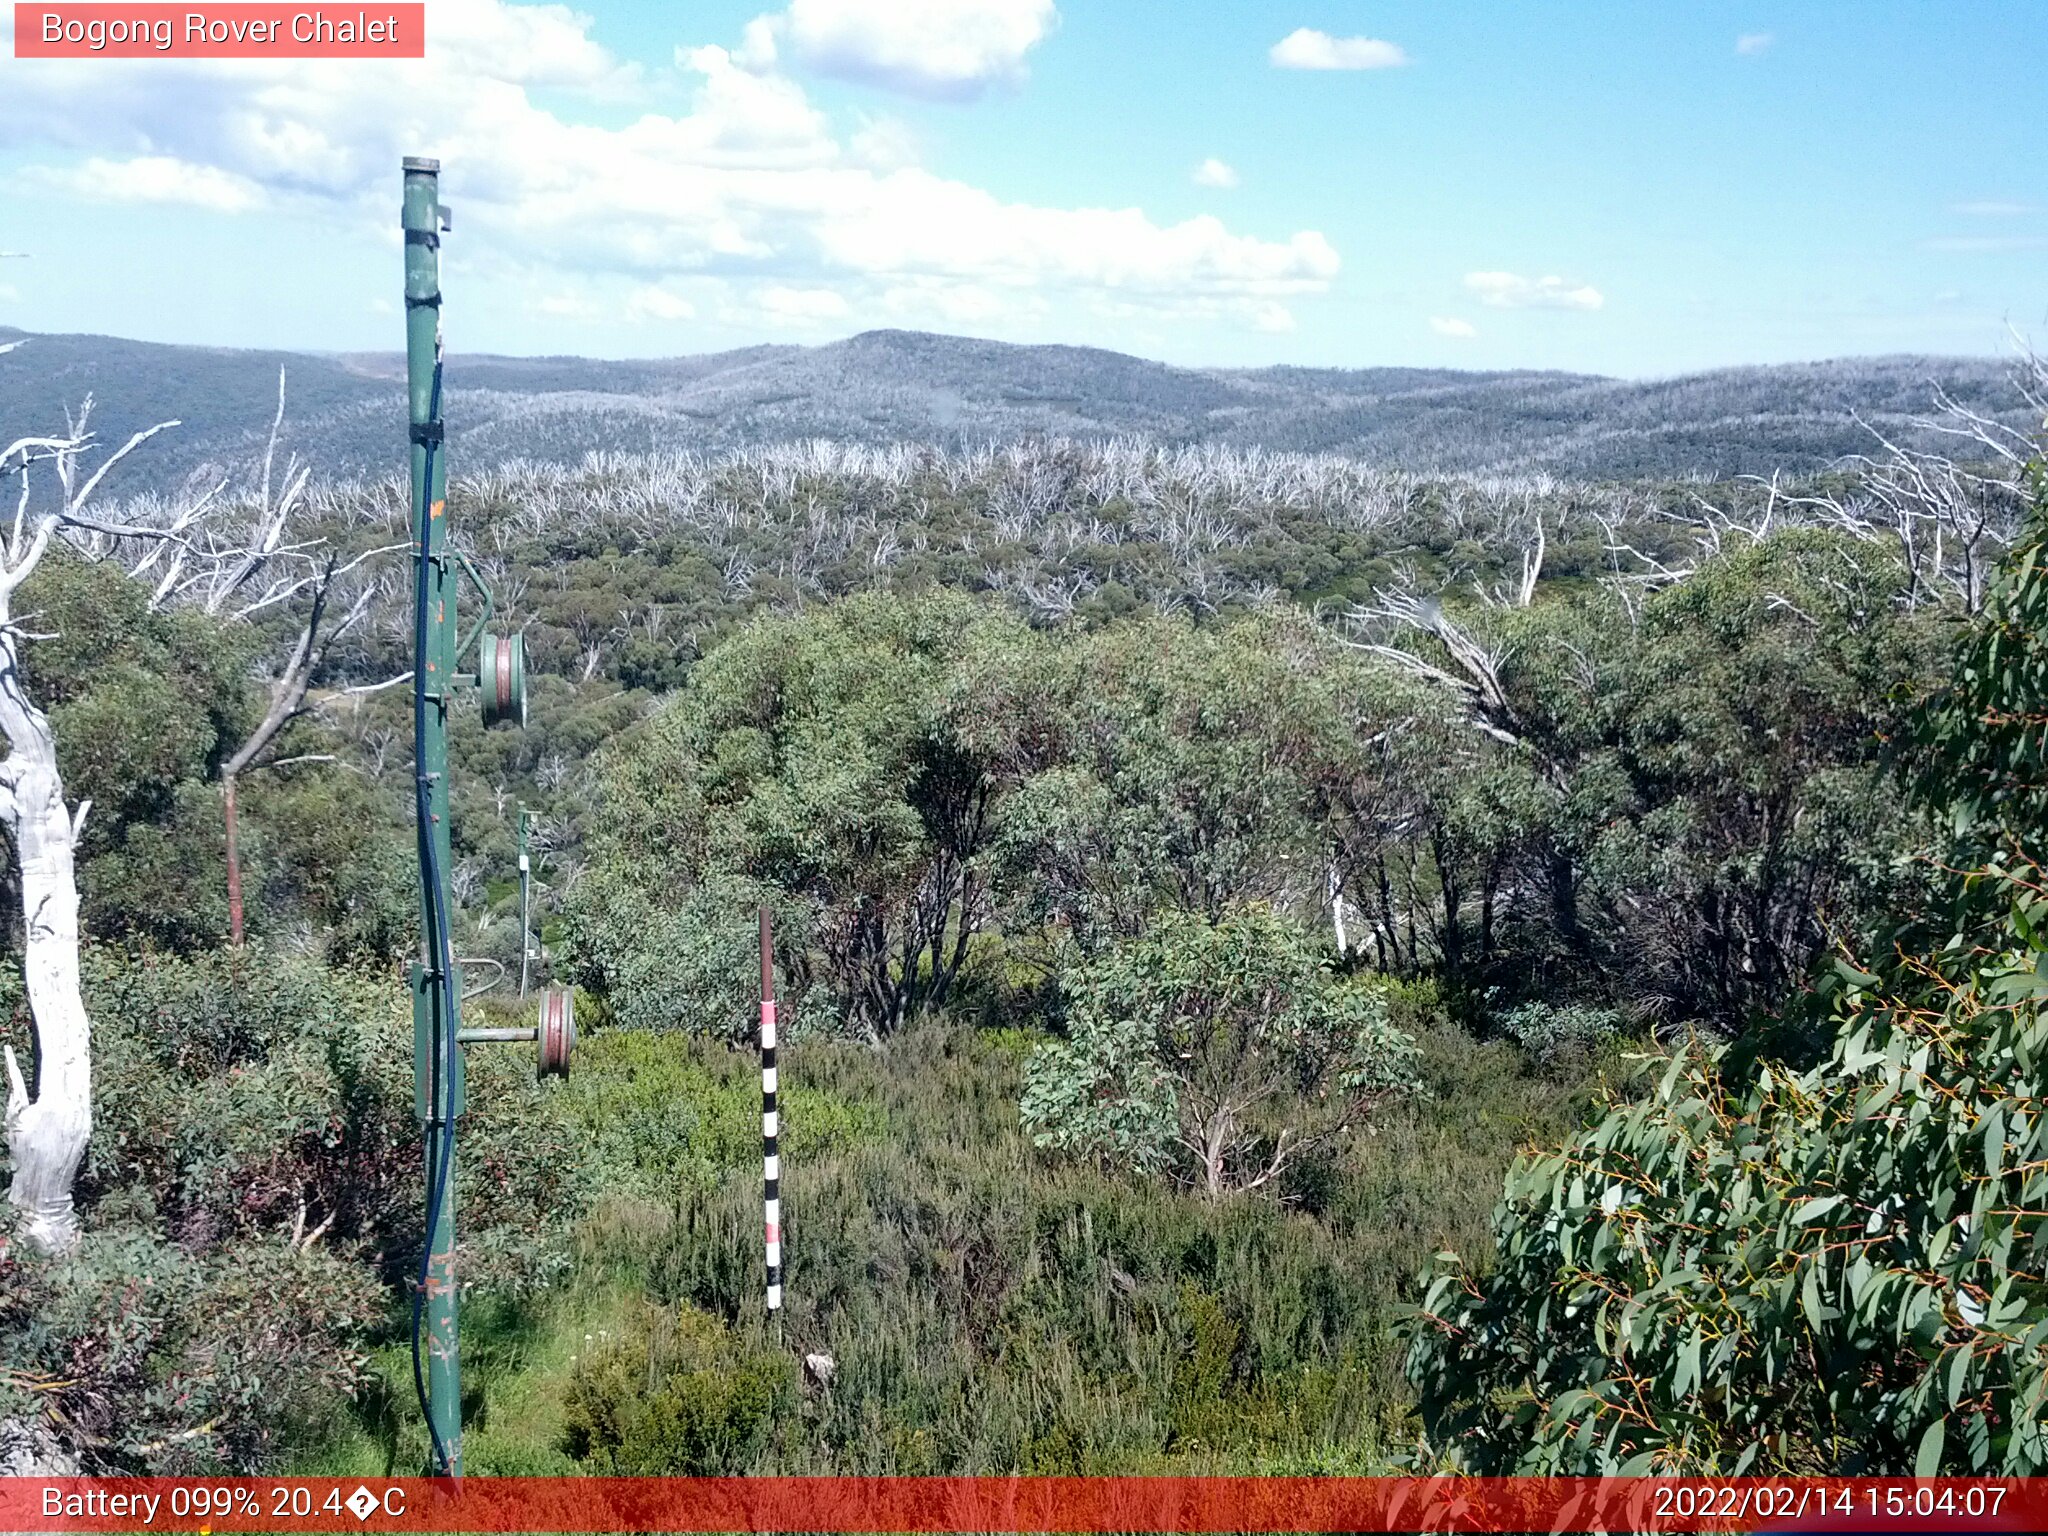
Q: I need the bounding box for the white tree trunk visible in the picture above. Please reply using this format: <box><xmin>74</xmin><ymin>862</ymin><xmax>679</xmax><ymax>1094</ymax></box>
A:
<box><xmin>1327</xmin><ymin>860</ymin><xmax>1349</xmax><ymax>958</ymax></box>
<box><xmin>1</xmin><ymin>378</ymin><xmax>190</xmax><ymax>1256</ymax></box>
<box><xmin>0</xmin><ymin>630</ymin><xmax>91</xmax><ymax>1254</ymax></box>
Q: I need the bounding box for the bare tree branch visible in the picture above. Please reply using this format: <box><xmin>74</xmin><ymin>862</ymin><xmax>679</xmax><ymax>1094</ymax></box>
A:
<box><xmin>1341</xmin><ymin>575</ymin><xmax>1524</xmax><ymax>748</ymax></box>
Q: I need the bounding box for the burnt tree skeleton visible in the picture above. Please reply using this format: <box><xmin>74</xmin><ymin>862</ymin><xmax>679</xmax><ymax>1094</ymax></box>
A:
<box><xmin>0</xmin><ymin>382</ymin><xmax>191</xmax><ymax>1252</ymax></box>
<box><xmin>172</xmin><ymin>373</ymin><xmax>406</xmax><ymax>943</ymax></box>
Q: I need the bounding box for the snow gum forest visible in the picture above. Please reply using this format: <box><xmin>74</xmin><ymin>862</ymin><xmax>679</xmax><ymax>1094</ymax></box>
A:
<box><xmin>1</xmin><ymin>329</ymin><xmax>2046</xmax><ymax>1479</ymax></box>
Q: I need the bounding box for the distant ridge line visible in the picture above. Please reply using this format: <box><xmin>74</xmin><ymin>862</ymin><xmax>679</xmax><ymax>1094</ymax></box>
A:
<box><xmin>0</xmin><ymin>325</ymin><xmax>2031</xmax><ymax>491</ymax></box>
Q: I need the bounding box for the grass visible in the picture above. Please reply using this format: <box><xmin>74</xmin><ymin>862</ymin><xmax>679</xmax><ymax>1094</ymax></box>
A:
<box><xmin>303</xmin><ymin>1009</ymin><xmax>1606</xmax><ymax>1476</ymax></box>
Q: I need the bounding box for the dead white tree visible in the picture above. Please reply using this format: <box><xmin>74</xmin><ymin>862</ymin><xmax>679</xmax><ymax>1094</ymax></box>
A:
<box><xmin>1609</xmin><ymin>359</ymin><xmax>2046</xmax><ymax>613</ymax></box>
<box><xmin>1</xmin><ymin>377</ymin><xmax>188</xmax><ymax>1252</ymax></box>
<box><xmin>1819</xmin><ymin>382</ymin><xmax>2038</xmax><ymax>610</ymax></box>
<box><xmin>218</xmin><ymin>558</ymin><xmax>390</xmax><ymax>943</ymax></box>
<box><xmin>1590</xmin><ymin>480</ymin><xmax>1781</xmax><ymax>607</ymax></box>
<box><xmin>1477</xmin><ymin>504</ymin><xmax>1546</xmax><ymax>609</ymax></box>
<box><xmin>1343</xmin><ymin>575</ymin><xmax>1523</xmax><ymax>749</ymax></box>
<box><xmin>118</xmin><ymin>373</ymin><xmax>405</xmax><ymax>944</ymax></box>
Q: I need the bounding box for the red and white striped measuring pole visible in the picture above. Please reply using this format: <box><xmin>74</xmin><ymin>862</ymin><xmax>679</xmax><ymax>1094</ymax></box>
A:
<box><xmin>759</xmin><ymin>905</ymin><xmax>782</xmax><ymax>1317</ymax></box>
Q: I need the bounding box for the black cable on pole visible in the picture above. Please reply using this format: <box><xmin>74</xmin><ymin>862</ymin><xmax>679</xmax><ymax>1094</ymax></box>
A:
<box><xmin>409</xmin><ymin>349</ymin><xmax>458</xmax><ymax>1479</ymax></box>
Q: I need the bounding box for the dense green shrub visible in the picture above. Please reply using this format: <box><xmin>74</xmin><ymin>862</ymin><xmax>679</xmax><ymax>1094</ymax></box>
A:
<box><xmin>1400</xmin><ymin>476</ymin><xmax>2048</xmax><ymax>1475</ymax></box>
<box><xmin>568</xmin><ymin>592</ymin><xmax>1035</xmax><ymax>1037</ymax></box>
<box><xmin>1494</xmin><ymin>1001</ymin><xmax>1626</xmax><ymax>1066</ymax></box>
<box><xmin>0</xmin><ymin>1219</ymin><xmax>386</xmax><ymax>1473</ymax></box>
<box><xmin>239</xmin><ymin>769</ymin><xmax>413</xmax><ymax>967</ymax></box>
<box><xmin>0</xmin><ymin>945</ymin><xmax>594</xmax><ymax>1471</ymax></box>
<box><xmin>984</xmin><ymin>611</ymin><xmax>1413</xmax><ymax>949</ymax></box>
<box><xmin>1022</xmin><ymin>905</ymin><xmax>1421</xmax><ymax>1197</ymax></box>
<box><xmin>6</xmin><ymin>550</ymin><xmax>254</xmax><ymax>948</ymax></box>
<box><xmin>1582</xmin><ymin>529</ymin><xmax>1937</xmax><ymax>1026</ymax></box>
<box><xmin>0</xmin><ymin>542</ymin><xmax>419</xmax><ymax>960</ymax></box>
<box><xmin>554</xmin><ymin>1028</ymin><xmax>883</xmax><ymax>1206</ymax></box>
<box><xmin>562</xmin><ymin>872</ymin><xmax>821</xmax><ymax>1042</ymax></box>
<box><xmin>562</xmin><ymin>1300</ymin><xmax>794</xmax><ymax>1473</ymax></box>
<box><xmin>570</xmin><ymin>561</ymin><xmax>1934</xmax><ymax>1049</ymax></box>
<box><xmin>75</xmin><ymin>945</ymin><xmax>588</xmax><ymax>1285</ymax></box>
<box><xmin>1349</xmin><ymin>529</ymin><xmax>1937</xmax><ymax>1026</ymax></box>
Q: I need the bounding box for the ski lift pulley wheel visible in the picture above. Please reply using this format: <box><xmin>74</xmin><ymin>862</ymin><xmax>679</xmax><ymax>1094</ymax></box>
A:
<box><xmin>537</xmin><ymin>985</ymin><xmax>575</xmax><ymax>1078</ymax></box>
<box><xmin>480</xmin><ymin>631</ymin><xmax>527</xmax><ymax>728</ymax></box>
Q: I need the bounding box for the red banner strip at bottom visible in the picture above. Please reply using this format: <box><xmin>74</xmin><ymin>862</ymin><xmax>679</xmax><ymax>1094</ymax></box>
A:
<box><xmin>5</xmin><ymin>1477</ymin><xmax>2045</xmax><ymax>1534</ymax></box>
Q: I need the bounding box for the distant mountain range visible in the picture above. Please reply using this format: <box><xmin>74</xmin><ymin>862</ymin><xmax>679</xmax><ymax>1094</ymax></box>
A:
<box><xmin>0</xmin><ymin>325</ymin><xmax>2034</xmax><ymax>493</ymax></box>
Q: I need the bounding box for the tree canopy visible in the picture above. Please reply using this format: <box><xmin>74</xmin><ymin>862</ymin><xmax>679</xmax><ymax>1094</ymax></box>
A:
<box><xmin>1021</xmin><ymin>904</ymin><xmax>1421</xmax><ymax>1198</ymax></box>
<box><xmin>1401</xmin><ymin>473</ymin><xmax>2048</xmax><ymax>1475</ymax></box>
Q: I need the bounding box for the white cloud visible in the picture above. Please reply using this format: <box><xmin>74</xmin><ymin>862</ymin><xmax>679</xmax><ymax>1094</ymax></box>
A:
<box><xmin>1951</xmin><ymin>200</ymin><xmax>2036</xmax><ymax>217</ymax></box>
<box><xmin>540</xmin><ymin>290</ymin><xmax>606</xmax><ymax>319</ymax></box>
<box><xmin>757</xmin><ymin>285</ymin><xmax>851</xmax><ymax>324</ymax></box>
<box><xmin>1464</xmin><ymin>271</ymin><xmax>1604</xmax><ymax>311</ymax></box>
<box><xmin>1193</xmin><ymin>158</ymin><xmax>1239</xmax><ymax>190</ymax></box>
<box><xmin>14</xmin><ymin>155</ymin><xmax>265</xmax><ymax>213</ymax></box>
<box><xmin>880</xmin><ymin>278</ymin><xmax>1029</xmax><ymax>325</ymax></box>
<box><xmin>624</xmin><ymin>286</ymin><xmax>695</xmax><ymax>321</ymax></box>
<box><xmin>734</xmin><ymin>14</ymin><xmax>782</xmax><ymax>70</ymax></box>
<box><xmin>1430</xmin><ymin>316</ymin><xmax>1477</xmax><ymax>338</ymax></box>
<box><xmin>413</xmin><ymin>0</ymin><xmax>641</xmax><ymax>90</ymax></box>
<box><xmin>1252</xmin><ymin>302</ymin><xmax>1295</xmax><ymax>333</ymax></box>
<box><xmin>745</xmin><ymin>0</ymin><xmax>1059</xmax><ymax>101</ymax></box>
<box><xmin>0</xmin><ymin>3</ymin><xmax>1338</xmax><ymax>326</ymax></box>
<box><xmin>1735</xmin><ymin>32</ymin><xmax>1773</xmax><ymax>56</ymax></box>
<box><xmin>0</xmin><ymin>283</ymin><xmax>19</xmax><ymax>303</ymax></box>
<box><xmin>810</xmin><ymin>174</ymin><xmax>1340</xmax><ymax>294</ymax></box>
<box><xmin>848</xmin><ymin>114</ymin><xmax>920</xmax><ymax>170</ymax></box>
<box><xmin>1269</xmin><ymin>28</ymin><xmax>1408</xmax><ymax>71</ymax></box>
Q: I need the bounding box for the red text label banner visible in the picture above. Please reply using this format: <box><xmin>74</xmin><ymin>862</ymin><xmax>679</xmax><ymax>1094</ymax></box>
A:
<box><xmin>13</xmin><ymin>5</ymin><xmax>426</xmax><ymax>58</ymax></box>
<box><xmin>2</xmin><ymin>1477</ymin><xmax>2044</xmax><ymax>1533</ymax></box>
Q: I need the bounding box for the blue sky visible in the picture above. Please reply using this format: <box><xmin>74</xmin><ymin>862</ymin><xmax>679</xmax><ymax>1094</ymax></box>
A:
<box><xmin>0</xmin><ymin>0</ymin><xmax>2042</xmax><ymax>374</ymax></box>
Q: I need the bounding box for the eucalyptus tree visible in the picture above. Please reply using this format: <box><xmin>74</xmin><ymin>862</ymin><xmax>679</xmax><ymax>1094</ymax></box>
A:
<box><xmin>0</xmin><ymin>361</ymin><xmax>187</xmax><ymax>1251</ymax></box>
<box><xmin>983</xmin><ymin>609</ymin><xmax>1388</xmax><ymax>955</ymax></box>
<box><xmin>1401</xmin><ymin>468</ymin><xmax>2048</xmax><ymax>1475</ymax></box>
<box><xmin>571</xmin><ymin>590</ymin><xmax>1038</xmax><ymax>1037</ymax></box>
<box><xmin>1342</xmin><ymin>524</ymin><xmax>1939</xmax><ymax>1027</ymax></box>
<box><xmin>1021</xmin><ymin>903</ymin><xmax>1421</xmax><ymax>1198</ymax></box>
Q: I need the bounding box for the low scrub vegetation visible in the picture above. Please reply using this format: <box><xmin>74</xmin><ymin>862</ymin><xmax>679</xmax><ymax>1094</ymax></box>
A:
<box><xmin>2</xmin><ymin>350</ymin><xmax>2042</xmax><ymax>1475</ymax></box>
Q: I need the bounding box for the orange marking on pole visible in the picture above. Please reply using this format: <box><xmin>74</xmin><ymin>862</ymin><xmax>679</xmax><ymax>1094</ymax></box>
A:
<box><xmin>431</xmin><ymin>499</ymin><xmax>445</xmax><ymax>519</ymax></box>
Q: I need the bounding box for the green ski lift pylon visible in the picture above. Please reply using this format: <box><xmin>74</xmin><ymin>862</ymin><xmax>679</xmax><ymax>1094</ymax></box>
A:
<box><xmin>401</xmin><ymin>155</ymin><xmax>558</xmax><ymax>1480</ymax></box>
<box><xmin>403</xmin><ymin>152</ymin><xmax>462</xmax><ymax>1482</ymax></box>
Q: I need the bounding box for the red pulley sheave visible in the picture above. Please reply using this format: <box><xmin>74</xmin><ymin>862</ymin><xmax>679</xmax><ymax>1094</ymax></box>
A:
<box><xmin>479</xmin><ymin>631</ymin><xmax>527</xmax><ymax>728</ymax></box>
<box><xmin>537</xmin><ymin>985</ymin><xmax>575</xmax><ymax>1078</ymax></box>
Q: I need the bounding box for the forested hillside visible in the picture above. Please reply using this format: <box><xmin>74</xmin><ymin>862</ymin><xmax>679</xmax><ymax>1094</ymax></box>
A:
<box><xmin>0</xmin><ymin>325</ymin><xmax>2030</xmax><ymax>491</ymax></box>
<box><xmin>1</xmin><ymin>337</ymin><xmax>2043</xmax><ymax>1478</ymax></box>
